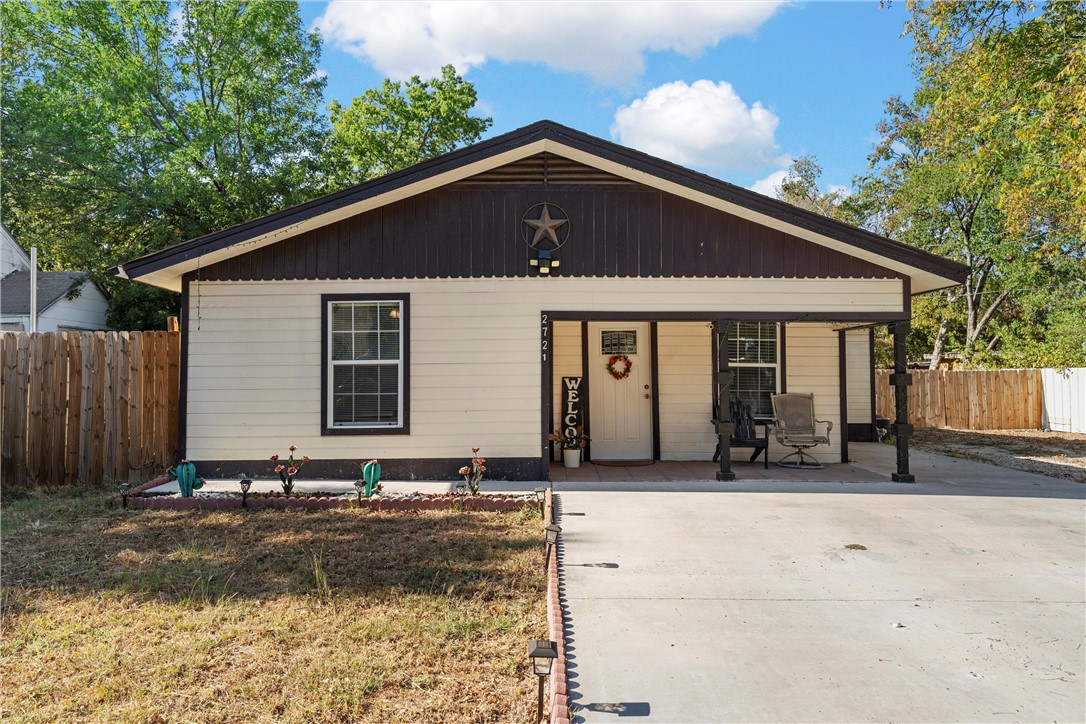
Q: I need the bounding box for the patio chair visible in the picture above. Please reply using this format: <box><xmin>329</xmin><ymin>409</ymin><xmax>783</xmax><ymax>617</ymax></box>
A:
<box><xmin>712</xmin><ymin>396</ymin><xmax>769</xmax><ymax>468</ymax></box>
<box><xmin>770</xmin><ymin>393</ymin><xmax>833</xmax><ymax>469</ymax></box>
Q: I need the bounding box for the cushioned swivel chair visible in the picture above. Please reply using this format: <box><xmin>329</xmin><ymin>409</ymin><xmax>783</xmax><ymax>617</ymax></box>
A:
<box><xmin>770</xmin><ymin>393</ymin><xmax>833</xmax><ymax>469</ymax></box>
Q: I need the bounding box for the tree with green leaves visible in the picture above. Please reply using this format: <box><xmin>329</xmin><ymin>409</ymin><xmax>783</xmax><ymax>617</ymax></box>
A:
<box><xmin>1</xmin><ymin>0</ymin><xmax>330</xmax><ymax>329</ymax></box>
<box><xmin>775</xmin><ymin>155</ymin><xmax>850</xmax><ymax>219</ymax></box>
<box><xmin>2</xmin><ymin>4</ymin><xmax>492</xmax><ymax>329</ymax></box>
<box><xmin>327</xmin><ymin>65</ymin><xmax>492</xmax><ymax>186</ymax></box>
<box><xmin>855</xmin><ymin>1</ymin><xmax>1086</xmax><ymax>369</ymax></box>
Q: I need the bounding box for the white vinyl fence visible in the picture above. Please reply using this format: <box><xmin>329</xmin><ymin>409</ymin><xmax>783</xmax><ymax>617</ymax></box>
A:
<box><xmin>1041</xmin><ymin>368</ymin><xmax>1086</xmax><ymax>434</ymax></box>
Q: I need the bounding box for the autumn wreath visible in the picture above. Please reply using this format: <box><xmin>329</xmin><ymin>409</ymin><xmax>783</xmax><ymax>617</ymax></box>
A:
<box><xmin>606</xmin><ymin>355</ymin><xmax>633</xmax><ymax>380</ymax></box>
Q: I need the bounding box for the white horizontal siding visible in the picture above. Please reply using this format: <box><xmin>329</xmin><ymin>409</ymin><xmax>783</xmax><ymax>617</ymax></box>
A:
<box><xmin>185</xmin><ymin>279</ymin><xmax>886</xmax><ymax>462</ymax></box>
<box><xmin>784</xmin><ymin>324</ymin><xmax>842</xmax><ymax>463</ymax></box>
<box><xmin>845</xmin><ymin>329</ymin><xmax>872</xmax><ymax>424</ymax></box>
<box><xmin>551</xmin><ymin>321</ymin><xmax>582</xmax><ymax>459</ymax></box>
<box><xmin>657</xmin><ymin>322</ymin><xmax>715</xmax><ymax>460</ymax></box>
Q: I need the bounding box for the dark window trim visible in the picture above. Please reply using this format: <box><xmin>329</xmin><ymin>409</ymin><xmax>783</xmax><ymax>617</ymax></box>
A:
<box><xmin>320</xmin><ymin>293</ymin><xmax>410</xmax><ymax>436</ymax></box>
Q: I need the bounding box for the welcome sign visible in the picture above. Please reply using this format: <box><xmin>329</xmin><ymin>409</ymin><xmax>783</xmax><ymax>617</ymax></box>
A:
<box><xmin>561</xmin><ymin>377</ymin><xmax>583</xmax><ymax>440</ymax></box>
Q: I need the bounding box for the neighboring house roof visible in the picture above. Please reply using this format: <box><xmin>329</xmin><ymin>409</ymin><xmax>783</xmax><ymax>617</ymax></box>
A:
<box><xmin>0</xmin><ymin>270</ymin><xmax>93</xmax><ymax>315</ymax></box>
<box><xmin>114</xmin><ymin>119</ymin><xmax>969</xmax><ymax>293</ymax></box>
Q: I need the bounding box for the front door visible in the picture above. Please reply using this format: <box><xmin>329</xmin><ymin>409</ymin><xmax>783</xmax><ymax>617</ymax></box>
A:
<box><xmin>587</xmin><ymin>322</ymin><xmax>653</xmax><ymax>460</ymax></box>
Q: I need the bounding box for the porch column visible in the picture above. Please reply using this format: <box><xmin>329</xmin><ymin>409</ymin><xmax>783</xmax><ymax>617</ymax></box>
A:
<box><xmin>889</xmin><ymin>322</ymin><xmax>915</xmax><ymax>483</ymax></box>
<box><xmin>712</xmin><ymin>320</ymin><xmax>735</xmax><ymax>482</ymax></box>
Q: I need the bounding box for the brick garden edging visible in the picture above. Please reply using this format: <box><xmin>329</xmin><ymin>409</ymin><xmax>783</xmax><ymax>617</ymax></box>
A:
<box><xmin>544</xmin><ymin>488</ymin><xmax>571</xmax><ymax>724</ymax></box>
<box><xmin>109</xmin><ymin>489</ymin><xmax>533</xmax><ymax>512</ymax></box>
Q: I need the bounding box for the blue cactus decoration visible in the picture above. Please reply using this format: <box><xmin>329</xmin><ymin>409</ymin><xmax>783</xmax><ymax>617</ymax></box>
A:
<box><xmin>169</xmin><ymin>461</ymin><xmax>204</xmax><ymax>498</ymax></box>
<box><xmin>360</xmin><ymin>460</ymin><xmax>382</xmax><ymax>497</ymax></box>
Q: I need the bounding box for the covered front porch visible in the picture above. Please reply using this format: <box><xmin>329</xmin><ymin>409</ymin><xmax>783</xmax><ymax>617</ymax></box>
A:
<box><xmin>546</xmin><ymin>313</ymin><xmax>917</xmax><ymax>482</ymax></box>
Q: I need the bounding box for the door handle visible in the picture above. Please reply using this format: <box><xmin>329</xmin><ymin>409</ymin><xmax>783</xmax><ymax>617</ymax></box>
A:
<box><xmin>644</xmin><ymin>393</ymin><xmax>650</xmax><ymax>399</ymax></box>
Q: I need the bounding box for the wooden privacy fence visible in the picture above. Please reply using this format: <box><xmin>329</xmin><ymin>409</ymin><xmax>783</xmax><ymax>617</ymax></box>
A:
<box><xmin>875</xmin><ymin>368</ymin><xmax>1043</xmax><ymax>430</ymax></box>
<box><xmin>1</xmin><ymin>331</ymin><xmax>180</xmax><ymax>486</ymax></box>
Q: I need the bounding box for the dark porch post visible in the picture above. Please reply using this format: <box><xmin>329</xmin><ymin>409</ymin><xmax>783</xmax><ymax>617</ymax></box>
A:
<box><xmin>712</xmin><ymin>320</ymin><xmax>735</xmax><ymax>481</ymax></box>
<box><xmin>889</xmin><ymin>322</ymin><xmax>915</xmax><ymax>482</ymax></box>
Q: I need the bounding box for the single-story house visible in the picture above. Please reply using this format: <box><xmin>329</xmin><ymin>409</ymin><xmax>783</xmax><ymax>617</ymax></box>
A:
<box><xmin>1</xmin><ymin>225</ymin><xmax>110</xmax><ymax>332</ymax></box>
<box><xmin>114</xmin><ymin>121</ymin><xmax>967</xmax><ymax>482</ymax></box>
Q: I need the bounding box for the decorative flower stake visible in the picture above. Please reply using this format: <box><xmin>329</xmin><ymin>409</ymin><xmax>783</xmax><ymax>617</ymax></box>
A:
<box><xmin>271</xmin><ymin>444</ymin><xmax>310</xmax><ymax>495</ymax></box>
<box><xmin>459</xmin><ymin>447</ymin><xmax>487</xmax><ymax>496</ymax></box>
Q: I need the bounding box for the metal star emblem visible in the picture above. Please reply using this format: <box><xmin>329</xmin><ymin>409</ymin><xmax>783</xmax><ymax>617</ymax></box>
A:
<box><xmin>524</xmin><ymin>203</ymin><xmax>569</xmax><ymax>248</ymax></box>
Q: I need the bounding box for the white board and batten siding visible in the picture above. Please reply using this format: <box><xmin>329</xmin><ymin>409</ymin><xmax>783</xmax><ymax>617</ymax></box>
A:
<box><xmin>1042</xmin><ymin>368</ymin><xmax>1086</xmax><ymax>434</ymax></box>
<box><xmin>185</xmin><ymin>278</ymin><xmax>897</xmax><ymax>462</ymax></box>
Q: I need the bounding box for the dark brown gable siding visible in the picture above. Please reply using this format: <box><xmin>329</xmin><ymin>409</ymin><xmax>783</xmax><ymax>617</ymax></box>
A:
<box><xmin>199</xmin><ymin>183</ymin><xmax>898</xmax><ymax>282</ymax></box>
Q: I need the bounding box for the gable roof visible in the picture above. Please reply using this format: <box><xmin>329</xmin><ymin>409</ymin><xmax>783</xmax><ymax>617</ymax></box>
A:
<box><xmin>114</xmin><ymin>120</ymin><xmax>968</xmax><ymax>293</ymax></box>
<box><xmin>1</xmin><ymin>223</ymin><xmax>33</xmax><ymax>274</ymax></box>
<box><xmin>0</xmin><ymin>270</ymin><xmax>93</xmax><ymax>315</ymax></box>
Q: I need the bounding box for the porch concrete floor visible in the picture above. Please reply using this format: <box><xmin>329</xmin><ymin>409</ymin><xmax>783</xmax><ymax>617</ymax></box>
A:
<box><xmin>550</xmin><ymin>459</ymin><xmax>887</xmax><ymax>484</ymax></box>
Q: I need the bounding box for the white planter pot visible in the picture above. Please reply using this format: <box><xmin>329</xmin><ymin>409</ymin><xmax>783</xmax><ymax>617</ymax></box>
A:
<box><xmin>562</xmin><ymin>448</ymin><xmax>581</xmax><ymax>469</ymax></box>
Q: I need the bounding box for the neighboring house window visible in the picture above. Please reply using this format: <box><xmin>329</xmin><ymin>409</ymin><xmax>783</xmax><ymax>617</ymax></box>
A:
<box><xmin>728</xmin><ymin>322</ymin><xmax>780</xmax><ymax>416</ymax></box>
<box><xmin>322</xmin><ymin>294</ymin><xmax>409</xmax><ymax>434</ymax></box>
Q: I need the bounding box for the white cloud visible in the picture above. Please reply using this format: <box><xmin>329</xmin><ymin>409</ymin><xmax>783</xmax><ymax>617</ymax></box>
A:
<box><xmin>611</xmin><ymin>80</ymin><xmax>788</xmax><ymax>176</ymax></box>
<box><xmin>313</xmin><ymin>1</ymin><xmax>783</xmax><ymax>85</ymax></box>
<box><xmin>750</xmin><ymin>169</ymin><xmax>789</xmax><ymax>197</ymax></box>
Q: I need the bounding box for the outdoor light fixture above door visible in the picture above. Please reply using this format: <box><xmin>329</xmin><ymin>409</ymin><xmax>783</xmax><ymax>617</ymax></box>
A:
<box><xmin>522</xmin><ymin>202</ymin><xmax>570</xmax><ymax>276</ymax></box>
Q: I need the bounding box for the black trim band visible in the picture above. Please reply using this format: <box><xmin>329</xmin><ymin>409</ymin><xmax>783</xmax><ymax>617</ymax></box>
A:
<box><xmin>193</xmin><ymin>457</ymin><xmax>544</xmax><ymax>482</ymax></box>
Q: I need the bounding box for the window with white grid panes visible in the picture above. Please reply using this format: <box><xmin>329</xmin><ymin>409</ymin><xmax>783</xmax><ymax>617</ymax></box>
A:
<box><xmin>327</xmin><ymin>299</ymin><xmax>404</xmax><ymax>429</ymax></box>
<box><xmin>727</xmin><ymin>322</ymin><xmax>780</xmax><ymax>416</ymax></box>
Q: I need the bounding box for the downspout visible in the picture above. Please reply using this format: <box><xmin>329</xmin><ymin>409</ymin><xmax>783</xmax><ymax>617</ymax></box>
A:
<box><xmin>29</xmin><ymin>247</ymin><xmax>37</xmax><ymax>332</ymax></box>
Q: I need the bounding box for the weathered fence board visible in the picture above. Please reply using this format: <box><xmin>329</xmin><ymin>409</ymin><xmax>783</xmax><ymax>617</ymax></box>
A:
<box><xmin>876</xmin><ymin>368</ymin><xmax>1045</xmax><ymax>430</ymax></box>
<box><xmin>0</xmin><ymin>331</ymin><xmax>180</xmax><ymax>486</ymax></box>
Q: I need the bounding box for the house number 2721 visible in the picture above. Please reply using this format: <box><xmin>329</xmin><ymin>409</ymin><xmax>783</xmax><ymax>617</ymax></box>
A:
<box><xmin>541</xmin><ymin>314</ymin><xmax>549</xmax><ymax>362</ymax></box>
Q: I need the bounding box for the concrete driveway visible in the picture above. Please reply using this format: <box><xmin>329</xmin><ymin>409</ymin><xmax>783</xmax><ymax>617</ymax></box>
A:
<box><xmin>556</xmin><ymin>444</ymin><xmax>1085</xmax><ymax>723</ymax></box>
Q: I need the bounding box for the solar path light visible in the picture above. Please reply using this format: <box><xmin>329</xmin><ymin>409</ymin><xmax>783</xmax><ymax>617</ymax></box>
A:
<box><xmin>528</xmin><ymin>639</ymin><xmax>557</xmax><ymax>723</ymax></box>
<box><xmin>534</xmin><ymin>486</ymin><xmax>547</xmax><ymax>518</ymax></box>
<box><xmin>544</xmin><ymin>523</ymin><xmax>561</xmax><ymax>568</ymax></box>
<box><xmin>239</xmin><ymin>477</ymin><xmax>252</xmax><ymax>508</ymax></box>
<box><xmin>118</xmin><ymin>483</ymin><xmax>131</xmax><ymax>508</ymax></box>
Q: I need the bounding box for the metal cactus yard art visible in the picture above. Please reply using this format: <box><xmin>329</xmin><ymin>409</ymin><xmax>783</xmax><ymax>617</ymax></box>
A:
<box><xmin>169</xmin><ymin>460</ymin><xmax>204</xmax><ymax>497</ymax></box>
<box><xmin>359</xmin><ymin>459</ymin><xmax>382</xmax><ymax>497</ymax></box>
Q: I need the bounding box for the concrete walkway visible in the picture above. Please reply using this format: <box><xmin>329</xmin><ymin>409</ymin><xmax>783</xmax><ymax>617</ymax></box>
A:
<box><xmin>556</xmin><ymin>444</ymin><xmax>1085</xmax><ymax>723</ymax></box>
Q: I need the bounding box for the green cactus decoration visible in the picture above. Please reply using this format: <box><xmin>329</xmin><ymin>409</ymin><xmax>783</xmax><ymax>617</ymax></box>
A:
<box><xmin>360</xmin><ymin>459</ymin><xmax>382</xmax><ymax>497</ymax></box>
<box><xmin>169</xmin><ymin>461</ymin><xmax>204</xmax><ymax>498</ymax></box>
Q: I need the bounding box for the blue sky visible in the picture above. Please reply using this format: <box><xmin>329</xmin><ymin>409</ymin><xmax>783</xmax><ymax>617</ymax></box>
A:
<box><xmin>297</xmin><ymin>1</ymin><xmax>918</xmax><ymax>195</ymax></box>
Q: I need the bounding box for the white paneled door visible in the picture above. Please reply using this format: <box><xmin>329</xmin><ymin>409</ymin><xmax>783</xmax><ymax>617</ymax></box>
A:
<box><xmin>588</xmin><ymin>322</ymin><xmax>653</xmax><ymax>460</ymax></box>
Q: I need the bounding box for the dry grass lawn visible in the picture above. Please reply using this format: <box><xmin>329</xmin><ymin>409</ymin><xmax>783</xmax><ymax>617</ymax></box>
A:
<box><xmin>912</xmin><ymin>428</ymin><xmax>1086</xmax><ymax>483</ymax></box>
<box><xmin>1</xmin><ymin>494</ymin><xmax>546</xmax><ymax>723</ymax></box>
